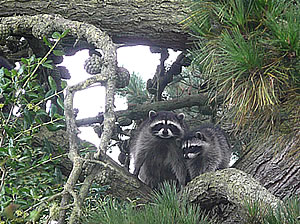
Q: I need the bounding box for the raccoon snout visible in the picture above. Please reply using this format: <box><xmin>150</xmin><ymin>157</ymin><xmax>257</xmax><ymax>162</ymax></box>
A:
<box><xmin>184</xmin><ymin>153</ymin><xmax>189</xmax><ymax>159</ymax></box>
<box><xmin>156</xmin><ymin>129</ymin><xmax>173</xmax><ymax>138</ymax></box>
<box><xmin>162</xmin><ymin>129</ymin><xmax>169</xmax><ymax>136</ymax></box>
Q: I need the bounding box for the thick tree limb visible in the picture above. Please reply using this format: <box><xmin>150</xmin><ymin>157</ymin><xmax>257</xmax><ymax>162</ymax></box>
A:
<box><xmin>185</xmin><ymin>168</ymin><xmax>282</xmax><ymax>224</ymax></box>
<box><xmin>0</xmin><ymin>0</ymin><xmax>191</xmax><ymax>50</ymax></box>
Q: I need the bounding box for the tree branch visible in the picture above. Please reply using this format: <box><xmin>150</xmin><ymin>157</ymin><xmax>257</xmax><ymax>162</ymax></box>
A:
<box><xmin>76</xmin><ymin>93</ymin><xmax>212</xmax><ymax>127</ymax></box>
<box><xmin>0</xmin><ymin>0</ymin><xmax>191</xmax><ymax>50</ymax></box>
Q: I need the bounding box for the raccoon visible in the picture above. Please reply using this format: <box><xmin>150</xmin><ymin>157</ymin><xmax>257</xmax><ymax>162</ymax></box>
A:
<box><xmin>182</xmin><ymin>124</ymin><xmax>231</xmax><ymax>180</ymax></box>
<box><xmin>130</xmin><ymin>110</ymin><xmax>188</xmax><ymax>189</ymax></box>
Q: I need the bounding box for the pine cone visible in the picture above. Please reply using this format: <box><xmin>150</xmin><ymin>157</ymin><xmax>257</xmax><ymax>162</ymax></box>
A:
<box><xmin>117</xmin><ymin>116</ymin><xmax>132</xmax><ymax>126</ymax></box>
<box><xmin>116</xmin><ymin>67</ymin><xmax>130</xmax><ymax>88</ymax></box>
<box><xmin>84</xmin><ymin>54</ymin><xmax>102</xmax><ymax>75</ymax></box>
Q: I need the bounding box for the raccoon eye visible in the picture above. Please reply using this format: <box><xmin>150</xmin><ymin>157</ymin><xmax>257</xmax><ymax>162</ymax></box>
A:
<box><xmin>151</xmin><ymin>124</ymin><xmax>164</xmax><ymax>132</ymax></box>
<box><xmin>168</xmin><ymin>124</ymin><xmax>181</xmax><ymax>136</ymax></box>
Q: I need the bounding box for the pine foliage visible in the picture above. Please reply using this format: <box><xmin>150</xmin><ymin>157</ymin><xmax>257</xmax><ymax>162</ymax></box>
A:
<box><xmin>183</xmin><ymin>0</ymin><xmax>300</xmax><ymax>143</ymax></box>
<box><xmin>117</xmin><ymin>72</ymin><xmax>150</xmax><ymax>105</ymax></box>
<box><xmin>84</xmin><ymin>182</ymin><xmax>214</xmax><ymax>224</ymax></box>
<box><xmin>245</xmin><ymin>197</ymin><xmax>299</xmax><ymax>224</ymax></box>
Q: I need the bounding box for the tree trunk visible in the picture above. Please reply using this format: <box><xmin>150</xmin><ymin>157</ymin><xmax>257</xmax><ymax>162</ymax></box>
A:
<box><xmin>0</xmin><ymin>0</ymin><xmax>191</xmax><ymax>50</ymax></box>
<box><xmin>234</xmin><ymin>134</ymin><xmax>300</xmax><ymax>200</ymax></box>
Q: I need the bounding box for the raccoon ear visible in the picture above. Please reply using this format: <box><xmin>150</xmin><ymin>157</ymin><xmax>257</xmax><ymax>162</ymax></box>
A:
<box><xmin>195</xmin><ymin>131</ymin><xmax>206</xmax><ymax>141</ymax></box>
<box><xmin>149</xmin><ymin>110</ymin><xmax>157</xmax><ymax>119</ymax></box>
<box><xmin>177</xmin><ymin>113</ymin><xmax>185</xmax><ymax>120</ymax></box>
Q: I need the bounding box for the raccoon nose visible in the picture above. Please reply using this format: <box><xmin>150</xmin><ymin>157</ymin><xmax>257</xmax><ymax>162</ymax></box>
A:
<box><xmin>162</xmin><ymin>129</ymin><xmax>168</xmax><ymax>135</ymax></box>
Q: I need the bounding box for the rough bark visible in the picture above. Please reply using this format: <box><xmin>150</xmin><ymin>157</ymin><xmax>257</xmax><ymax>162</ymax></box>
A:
<box><xmin>185</xmin><ymin>168</ymin><xmax>282</xmax><ymax>224</ymax></box>
<box><xmin>92</xmin><ymin>155</ymin><xmax>152</xmax><ymax>202</ymax></box>
<box><xmin>234</xmin><ymin>134</ymin><xmax>300</xmax><ymax>200</ymax></box>
<box><xmin>0</xmin><ymin>0</ymin><xmax>191</xmax><ymax>50</ymax></box>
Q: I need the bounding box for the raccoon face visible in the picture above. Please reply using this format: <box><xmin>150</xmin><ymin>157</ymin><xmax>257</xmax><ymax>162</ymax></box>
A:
<box><xmin>148</xmin><ymin>110</ymin><xmax>185</xmax><ymax>139</ymax></box>
<box><xmin>183</xmin><ymin>131</ymin><xmax>209</xmax><ymax>159</ymax></box>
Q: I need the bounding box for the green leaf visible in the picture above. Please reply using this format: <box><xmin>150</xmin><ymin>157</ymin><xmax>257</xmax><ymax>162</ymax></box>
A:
<box><xmin>45</xmin><ymin>89</ymin><xmax>55</xmax><ymax>98</ymax></box>
<box><xmin>57</xmin><ymin>97</ymin><xmax>64</xmax><ymax>110</ymax></box>
<box><xmin>0</xmin><ymin>147</ymin><xmax>9</xmax><ymax>155</ymax></box>
<box><xmin>53</xmin><ymin>49</ymin><xmax>65</xmax><ymax>56</ymax></box>
<box><xmin>29</xmin><ymin>55</ymin><xmax>36</xmax><ymax>64</ymax></box>
<box><xmin>61</xmin><ymin>80</ymin><xmax>68</xmax><ymax>89</ymax></box>
<box><xmin>18</xmin><ymin>64</ymin><xmax>25</xmax><ymax>75</ymax></box>
<box><xmin>21</xmin><ymin>58</ymin><xmax>28</xmax><ymax>65</ymax></box>
<box><xmin>24</xmin><ymin>108</ymin><xmax>34</xmax><ymax>126</ymax></box>
<box><xmin>52</xmin><ymin>32</ymin><xmax>61</xmax><ymax>39</ymax></box>
<box><xmin>27</xmin><ymin>92</ymin><xmax>39</xmax><ymax>99</ymax></box>
<box><xmin>4</xmin><ymin>126</ymin><xmax>15</xmax><ymax>137</ymax></box>
<box><xmin>48</xmin><ymin>76</ymin><xmax>57</xmax><ymax>91</ymax></box>
<box><xmin>8</xmin><ymin>147</ymin><xmax>16</xmax><ymax>158</ymax></box>
<box><xmin>36</xmin><ymin>109</ymin><xmax>48</xmax><ymax>117</ymax></box>
<box><xmin>46</xmin><ymin>123</ymin><xmax>65</xmax><ymax>131</ymax></box>
<box><xmin>43</xmin><ymin>36</ymin><xmax>52</xmax><ymax>48</ymax></box>
<box><xmin>49</xmin><ymin>104</ymin><xmax>57</xmax><ymax>118</ymax></box>
<box><xmin>28</xmin><ymin>209</ymin><xmax>41</xmax><ymax>222</ymax></box>
<box><xmin>61</xmin><ymin>29</ymin><xmax>70</xmax><ymax>38</ymax></box>
<box><xmin>42</xmin><ymin>63</ymin><xmax>53</xmax><ymax>69</ymax></box>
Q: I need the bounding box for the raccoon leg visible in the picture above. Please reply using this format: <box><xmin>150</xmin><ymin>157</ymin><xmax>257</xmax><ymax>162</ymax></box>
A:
<box><xmin>138</xmin><ymin>165</ymin><xmax>159</xmax><ymax>189</ymax></box>
<box><xmin>133</xmin><ymin>149</ymin><xmax>148</xmax><ymax>177</ymax></box>
<box><xmin>203</xmin><ymin>159</ymin><xmax>219</xmax><ymax>173</ymax></box>
<box><xmin>170</xmin><ymin>158</ymin><xmax>187</xmax><ymax>187</ymax></box>
<box><xmin>133</xmin><ymin>156</ymin><xmax>146</xmax><ymax>177</ymax></box>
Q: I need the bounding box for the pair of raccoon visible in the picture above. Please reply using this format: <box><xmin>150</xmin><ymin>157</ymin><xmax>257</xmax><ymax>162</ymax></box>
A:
<box><xmin>130</xmin><ymin>110</ymin><xmax>231</xmax><ymax>189</ymax></box>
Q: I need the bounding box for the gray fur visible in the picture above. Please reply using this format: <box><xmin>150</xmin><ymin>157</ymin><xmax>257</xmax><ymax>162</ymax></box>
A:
<box><xmin>182</xmin><ymin>124</ymin><xmax>231</xmax><ymax>180</ymax></box>
<box><xmin>130</xmin><ymin>110</ymin><xmax>188</xmax><ymax>189</ymax></box>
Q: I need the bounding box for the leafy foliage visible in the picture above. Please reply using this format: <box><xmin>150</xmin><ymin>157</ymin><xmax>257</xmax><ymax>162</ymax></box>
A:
<box><xmin>84</xmin><ymin>182</ymin><xmax>214</xmax><ymax>224</ymax></box>
<box><xmin>0</xmin><ymin>31</ymin><xmax>68</xmax><ymax>223</ymax></box>
<box><xmin>184</xmin><ymin>0</ymin><xmax>300</xmax><ymax>145</ymax></box>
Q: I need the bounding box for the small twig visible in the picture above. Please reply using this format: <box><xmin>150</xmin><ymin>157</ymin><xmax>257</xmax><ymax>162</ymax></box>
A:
<box><xmin>13</xmin><ymin>117</ymin><xmax>64</xmax><ymax>141</ymax></box>
<box><xmin>24</xmin><ymin>191</ymin><xmax>65</xmax><ymax>213</ymax></box>
<box><xmin>22</xmin><ymin>39</ymin><xmax>61</xmax><ymax>89</ymax></box>
<box><xmin>0</xmin><ymin>166</ymin><xmax>7</xmax><ymax>193</ymax></box>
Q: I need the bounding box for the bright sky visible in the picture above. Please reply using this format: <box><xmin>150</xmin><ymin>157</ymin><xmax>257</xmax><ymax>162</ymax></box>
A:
<box><xmin>61</xmin><ymin>46</ymin><xmax>180</xmax><ymax>161</ymax></box>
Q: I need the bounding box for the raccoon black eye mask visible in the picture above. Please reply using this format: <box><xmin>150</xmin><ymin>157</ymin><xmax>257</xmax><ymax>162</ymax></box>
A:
<box><xmin>150</xmin><ymin>120</ymin><xmax>184</xmax><ymax>138</ymax></box>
